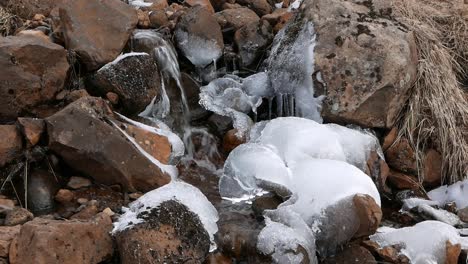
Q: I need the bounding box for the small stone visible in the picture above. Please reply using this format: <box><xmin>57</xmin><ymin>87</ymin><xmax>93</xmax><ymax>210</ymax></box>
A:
<box><xmin>70</xmin><ymin>204</ymin><xmax>99</xmax><ymax>220</ymax></box>
<box><xmin>66</xmin><ymin>89</ymin><xmax>89</xmax><ymax>102</ymax></box>
<box><xmin>17</xmin><ymin>118</ymin><xmax>45</xmax><ymax>146</ymax></box>
<box><xmin>382</xmin><ymin>127</ymin><xmax>398</xmax><ymax>151</ymax></box>
<box><xmin>77</xmin><ymin>198</ymin><xmax>88</xmax><ymax>205</ymax></box>
<box><xmin>102</xmin><ymin>208</ymin><xmax>115</xmax><ymax>216</ymax></box>
<box><xmin>55</xmin><ymin>189</ymin><xmax>74</xmax><ymax>204</ymax></box>
<box><xmin>149</xmin><ymin>10</ymin><xmax>169</xmax><ymax>28</ymax></box>
<box><xmin>67</xmin><ymin>176</ymin><xmax>92</xmax><ymax>190</ymax></box>
<box><xmin>137</xmin><ymin>10</ymin><xmax>151</xmax><ymax>28</ymax></box>
<box><xmin>458</xmin><ymin>206</ymin><xmax>468</xmax><ymax>222</ymax></box>
<box><xmin>106</xmin><ymin>92</ymin><xmax>119</xmax><ymax>105</ymax></box>
<box><xmin>223</xmin><ymin>129</ymin><xmax>246</xmax><ymax>153</ymax></box>
<box><xmin>385</xmin><ymin>138</ymin><xmax>417</xmax><ymax>173</ymax></box>
<box><xmin>4</xmin><ymin>208</ymin><xmax>33</xmax><ymax>226</ymax></box>
<box><xmin>128</xmin><ymin>192</ymin><xmax>143</xmax><ymax>200</ymax></box>
<box><xmin>352</xmin><ymin>194</ymin><xmax>382</xmax><ymax>238</ymax></box>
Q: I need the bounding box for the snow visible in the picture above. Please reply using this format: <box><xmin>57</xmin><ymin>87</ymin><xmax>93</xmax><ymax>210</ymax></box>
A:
<box><xmin>113</xmin><ymin>181</ymin><xmax>219</xmax><ymax>251</ymax></box>
<box><xmin>99</xmin><ymin>52</ymin><xmax>149</xmax><ymax>71</ymax></box>
<box><xmin>128</xmin><ymin>0</ymin><xmax>153</xmax><ymax>8</ymax></box>
<box><xmin>371</xmin><ymin>221</ymin><xmax>468</xmax><ymax>264</ymax></box>
<box><xmin>428</xmin><ymin>179</ymin><xmax>468</xmax><ymax>209</ymax></box>
<box><xmin>174</xmin><ymin>30</ymin><xmax>222</xmax><ymax>67</ymax></box>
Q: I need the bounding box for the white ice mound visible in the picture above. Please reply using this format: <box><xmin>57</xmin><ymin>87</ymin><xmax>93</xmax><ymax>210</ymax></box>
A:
<box><xmin>112</xmin><ymin>181</ymin><xmax>219</xmax><ymax>251</ymax></box>
<box><xmin>428</xmin><ymin>179</ymin><xmax>468</xmax><ymax>209</ymax></box>
<box><xmin>371</xmin><ymin>221</ymin><xmax>468</xmax><ymax>264</ymax></box>
<box><xmin>174</xmin><ymin>30</ymin><xmax>222</xmax><ymax>67</ymax></box>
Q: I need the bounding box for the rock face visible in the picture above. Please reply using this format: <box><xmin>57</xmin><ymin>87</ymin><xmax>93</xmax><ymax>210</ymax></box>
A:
<box><xmin>57</xmin><ymin>0</ymin><xmax>138</xmax><ymax>70</ymax></box>
<box><xmin>234</xmin><ymin>20</ymin><xmax>273</xmax><ymax>68</ymax></box>
<box><xmin>46</xmin><ymin>96</ymin><xmax>173</xmax><ymax>192</ymax></box>
<box><xmin>0</xmin><ymin>125</ymin><xmax>22</xmax><ymax>167</ymax></box>
<box><xmin>307</xmin><ymin>0</ymin><xmax>418</xmax><ymax>128</ymax></box>
<box><xmin>87</xmin><ymin>53</ymin><xmax>161</xmax><ymax>115</ymax></box>
<box><xmin>115</xmin><ymin>200</ymin><xmax>211</xmax><ymax>264</ymax></box>
<box><xmin>9</xmin><ymin>213</ymin><xmax>113</xmax><ymax>264</ymax></box>
<box><xmin>175</xmin><ymin>6</ymin><xmax>224</xmax><ymax>67</ymax></box>
<box><xmin>0</xmin><ymin>34</ymin><xmax>69</xmax><ymax>121</ymax></box>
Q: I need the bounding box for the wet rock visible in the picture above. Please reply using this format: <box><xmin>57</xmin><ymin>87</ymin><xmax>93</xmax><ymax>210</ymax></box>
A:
<box><xmin>0</xmin><ymin>225</ymin><xmax>20</xmax><ymax>258</ymax></box>
<box><xmin>1</xmin><ymin>0</ymin><xmax>61</xmax><ymax>19</ymax></box>
<box><xmin>115</xmin><ymin>200</ymin><xmax>211</xmax><ymax>264</ymax></box>
<box><xmin>0</xmin><ymin>125</ymin><xmax>22</xmax><ymax>167</ymax></box>
<box><xmin>88</xmin><ymin>53</ymin><xmax>161</xmax><ymax>115</ymax></box>
<box><xmin>423</xmin><ymin>149</ymin><xmax>442</xmax><ymax>186</ymax></box>
<box><xmin>67</xmin><ymin>176</ymin><xmax>92</xmax><ymax>190</ymax></box>
<box><xmin>308</xmin><ymin>0</ymin><xmax>418</xmax><ymax>128</ymax></box>
<box><xmin>385</xmin><ymin>138</ymin><xmax>417</xmax><ymax>174</ymax></box>
<box><xmin>57</xmin><ymin>0</ymin><xmax>138</xmax><ymax>70</ymax></box>
<box><xmin>4</xmin><ymin>208</ymin><xmax>33</xmax><ymax>226</ymax></box>
<box><xmin>216</xmin><ymin>8</ymin><xmax>260</xmax><ymax>31</ymax></box>
<box><xmin>236</xmin><ymin>0</ymin><xmax>271</xmax><ymax>16</ymax></box>
<box><xmin>46</xmin><ymin>96</ymin><xmax>173</xmax><ymax>192</ymax></box>
<box><xmin>234</xmin><ymin>20</ymin><xmax>273</xmax><ymax>68</ymax></box>
<box><xmin>252</xmin><ymin>193</ymin><xmax>282</xmax><ymax>217</ymax></box>
<box><xmin>181</xmin><ymin>73</ymin><xmax>210</xmax><ymax>121</ymax></box>
<box><xmin>0</xmin><ymin>34</ymin><xmax>69</xmax><ymax>121</ymax></box>
<box><xmin>445</xmin><ymin>241</ymin><xmax>461</xmax><ymax>264</ymax></box>
<box><xmin>149</xmin><ymin>10</ymin><xmax>169</xmax><ymax>28</ymax></box>
<box><xmin>387</xmin><ymin>170</ymin><xmax>419</xmax><ymax>190</ymax></box>
<box><xmin>26</xmin><ymin>169</ymin><xmax>60</xmax><ymax>215</ymax></box>
<box><xmin>123</xmin><ymin>124</ymin><xmax>172</xmax><ymax>164</ymax></box>
<box><xmin>185</xmin><ymin>0</ymin><xmax>215</xmax><ymax>13</ymax></box>
<box><xmin>322</xmin><ymin>244</ymin><xmax>376</xmax><ymax>264</ymax></box>
<box><xmin>17</xmin><ymin>118</ymin><xmax>45</xmax><ymax>147</ymax></box>
<box><xmin>54</xmin><ymin>189</ymin><xmax>74</xmax><ymax>204</ymax></box>
<box><xmin>262</xmin><ymin>8</ymin><xmax>293</xmax><ymax>33</ymax></box>
<box><xmin>9</xmin><ymin>213</ymin><xmax>113</xmax><ymax>264</ymax></box>
<box><xmin>175</xmin><ymin>6</ymin><xmax>224</xmax><ymax>67</ymax></box>
<box><xmin>223</xmin><ymin>129</ymin><xmax>246</xmax><ymax>153</ymax></box>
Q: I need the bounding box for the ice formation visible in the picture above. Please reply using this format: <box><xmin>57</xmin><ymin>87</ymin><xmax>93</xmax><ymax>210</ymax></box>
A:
<box><xmin>371</xmin><ymin>221</ymin><xmax>468</xmax><ymax>264</ymax></box>
<box><xmin>113</xmin><ymin>181</ymin><xmax>219</xmax><ymax>251</ymax></box>
<box><xmin>428</xmin><ymin>179</ymin><xmax>468</xmax><ymax>209</ymax></box>
<box><xmin>174</xmin><ymin>30</ymin><xmax>222</xmax><ymax>67</ymax></box>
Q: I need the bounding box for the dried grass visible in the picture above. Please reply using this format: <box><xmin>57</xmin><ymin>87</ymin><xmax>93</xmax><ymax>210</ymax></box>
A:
<box><xmin>393</xmin><ymin>0</ymin><xmax>468</xmax><ymax>183</ymax></box>
<box><xmin>0</xmin><ymin>7</ymin><xmax>20</xmax><ymax>36</ymax></box>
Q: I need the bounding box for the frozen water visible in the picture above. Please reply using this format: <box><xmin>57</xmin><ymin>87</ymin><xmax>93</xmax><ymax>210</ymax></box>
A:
<box><xmin>113</xmin><ymin>181</ymin><xmax>219</xmax><ymax>251</ymax></box>
<box><xmin>371</xmin><ymin>221</ymin><xmax>468</xmax><ymax>264</ymax></box>
<box><xmin>175</xmin><ymin>30</ymin><xmax>222</xmax><ymax>67</ymax></box>
<box><xmin>412</xmin><ymin>204</ymin><xmax>462</xmax><ymax>226</ymax></box>
<box><xmin>428</xmin><ymin>179</ymin><xmax>468</xmax><ymax>209</ymax></box>
<box><xmin>128</xmin><ymin>0</ymin><xmax>153</xmax><ymax>8</ymax></box>
<box><xmin>402</xmin><ymin>197</ymin><xmax>441</xmax><ymax>210</ymax></box>
<box><xmin>99</xmin><ymin>52</ymin><xmax>149</xmax><ymax>71</ymax></box>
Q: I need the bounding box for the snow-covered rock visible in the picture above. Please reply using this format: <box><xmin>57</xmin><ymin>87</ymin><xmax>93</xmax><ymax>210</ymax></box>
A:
<box><xmin>428</xmin><ymin>179</ymin><xmax>468</xmax><ymax>209</ymax></box>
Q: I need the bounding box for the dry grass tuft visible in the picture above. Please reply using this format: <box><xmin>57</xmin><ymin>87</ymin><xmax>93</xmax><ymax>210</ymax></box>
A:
<box><xmin>393</xmin><ymin>0</ymin><xmax>468</xmax><ymax>183</ymax></box>
<box><xmin>0</xmin><ymin>7</ymin><xmax>20</xmax><ymax>37</ymax></box>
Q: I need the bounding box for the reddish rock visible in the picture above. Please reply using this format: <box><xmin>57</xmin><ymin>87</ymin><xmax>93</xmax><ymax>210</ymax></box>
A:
<box><xmin>322</xmin><ymin>244</ymin><xmax>376</xmax><ymax>264</ymax></box>
<box><xmin>148</xmin><ymin>0</ymin><xmax>169</xmax><ymax>10</ymax></box>
<box><xmin>67</xmin><ymin>176</ymin><xmax>92</xmax><ymax>190</ymax></box>
<box><xmin>66</xmin><ymin>89</ymin><xmax>89</xmax><ymax>102</ymax></box>
<box><xmin>382</xmin><ymin>127</ymin><xmax>398</xmax><ymax>151</ymax></box>
<box><xmin>4</xmin><ymin>208</ymin><xmax>33</xmax><ymax>226</ymax></box>
<box><xmin>445</xmin><ymin>241</ymin><xmax>461</xmax><ymax>264</ymax></box>
<box><xmin>54</xmin><ymin>189</ymin><xmax>74</xmax><ymax>204</ymax></box>
<box><xmin>387</xmin><ymin>170</ymin><xmax>420</xmax><ymax>190</ymax></box>
<box><xmin>385</xmin><ymin>138</ymin><xmax>417</xmax><ymax>173</ymax></box>
<box><xmin>106</xmin><ymin>92</ymin><xmax>119</xmax><ymax>105</ymax></box>
<box><xmin>423</xmin><ymin>149</ymin><xmax>443</xmax><ymax>186</ymax></box>
<box><xmin>366</xmin><ymin>150</ymin><xmax>390</xmax><ymax>193</ymax></box>
<box><xmin>353</xmin><ymin>194</ymin><xmax>382</xmax><ymax>238</ymax></box>
<box><xmin>149</xmin><ymin>10</ymin><xmax>169</xmax><ymax>28</ymax></box>
<box><xmin>124</xmin><ymin>124</ymin><xmax>172</xmax><ymax>164</ymax></box>
<box><xmin>272</xmin><ymin>10</ymin><xmax>293</xmax><ymax>33</ymax></box>
<box><xmin>223</xmin><ymin>129</ymin><xmax>246</xmax><ymax>153</ymax></box>
<box><xmin>0</xmin><ymin>34</ymin><xmax>69</xmax><ymax>121</ymax></box>
<box><xmin>0</xmin><ymin>125</ymin><xmax>22</xmax><ymax>167</ymax></box>
<box><xmin>46</xmin><ymin>97</ymin><xmax>173</xmax><ymax>192</ymax></box>
<box><xmin>69</xmin><ymin>204</ymin><xmax>99</xmax><ymax>220</ymax></box>
<box><xmin>0</xmin><ymin>199</ymin><xmax>15</xmax><ymax>213</ymax></box>
<box><xmin>9</xmin><ymin>213</ymin><xmax>113</xmax><ymax>264</ymax></box>
<box><xmin>236</xmin><ymin>0</ymin><xmax>271</xmax><ymax>16</ymax></box>
<box><xmin>15</xmin><ymin>30</ymin><xmax>50</xmax><ymax>42</ymax></box>
<box><xmin>234</xmin><ymin>20</ymin><xmax>273</xmax><ymax>68</ymax></box>
<box><xmin>57</xmin><ymin>0</ymin><xmax>138</xmax><ymax>70</ymax></box>
<box><xmin>0</xmin><ymin>226</ymin><xmax>20</xmax><ymax>258</ymax></box>
<box><xmin>216</xmin><ymin>8</ymin><xmax>260</xmax><ymax>31</ymax></box>
<box><xmin>1</xmin><ymin>0</ymin><xmax>62</xmax><ymax>19</ymax></box>
<box><xmin>206</xmin><ymin>253</ymin><xmax>232</xmax><ymax>264</ymax></box>
<box><xmin>363</xmin><ymin>241</ymin><xmax>410</xmax><ymax>264</ymax></box>
<box><xmin>137</xmin><ymin>10</ymin><xmax>151</xmax><ymax>29</ymax></box>
<box><xmin>17</xmin><ymin>117</ymin><xmax>45</xmax><ymax>147</ymax></box>
<box><xmin>185</xmin><ymin>0</ymin><xmax>215</xmax><ymax>13</ymax></box>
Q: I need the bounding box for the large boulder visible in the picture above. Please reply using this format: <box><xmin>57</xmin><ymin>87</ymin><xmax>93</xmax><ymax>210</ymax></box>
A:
<box><xmin>0</xmin><ymin>34</ymin><xmax>69</xmax><ymax>121</ymax></box>
<box><xmin>57</xmin><ymin>0</ymin><xmax>138</xmax><ymax>70</ymax></box>
<box><xmin>307</xmin><ymin>0</ymin><xmax>418</xmax><ymax>128</ymax></box>
<box><xmin>46</xmin><ymin>96</ymin><xmax>174</xmax><ymax>192</ymax></box>
<box><xmin>87</xmin><ymin>53</ymin><xmax>161</xmax><ymax>115</ymax></box>
<box><xmin>9</xmin><ymin>213</ymin><xmax>113</xmax><ymax>264</ymax></box>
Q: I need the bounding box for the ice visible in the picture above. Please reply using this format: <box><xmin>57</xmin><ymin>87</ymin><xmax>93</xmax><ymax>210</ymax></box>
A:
<box><xmin>428</xmin><ymin>179</ymin><xmax>468</xmax><ymax>209</ymax></box>
<box><xmin>113</xmin><ymin>181</ymin><xmax>219</xmax><ymax>251</ymax></box>
<box><xmin>174</xmin><ymin>30</ymin><xmax>222</xmax><ymax>67</ymax></box>
<box><xmin>412</xmin><ymin>204</ymin><xmax>462</xmax><ymax>226</ymax></box>
<box><xmin>371</xmin><ymin>221</ymin><xmax>468</xmax><ymax>264</ymax></box>
<box><xmin>128</xmin><ymin>0</ymin><xmax>153</xmax><ymax>8</ymax></box>
<box><xmin>402</xmin><ymin>197</ymin><xmax>441</xmax><ymax>210</ymax></box>
<box><xmin>99</xmin><ymin>52</ymin><xmax>149</xmax><ymax>71</ymax></box>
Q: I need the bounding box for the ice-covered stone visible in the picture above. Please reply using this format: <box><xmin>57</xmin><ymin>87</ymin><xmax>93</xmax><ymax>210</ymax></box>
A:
<box><xmin>428</xmin><ymin>179</ymin><xmax>468</xmax><ymax>209</ymax></box>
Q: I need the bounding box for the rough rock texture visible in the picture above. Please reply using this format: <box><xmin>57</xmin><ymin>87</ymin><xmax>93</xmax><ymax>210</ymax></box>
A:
<box><xmin>0</xmin><ymin>226</ymin><xmax>20</xmax><ymax>258</ymax></box>
<box><xmin>352</xmin><ymin>194</ymin><xmax>382</xmax><ymax>238</ymax></box>
<box><xmin>4</xmin><ymin>208</ymin><xmax>33</xmax><ymax>226</ymax></box>
<box><xmin>115</xmin><ymin>200</ymin><xmax>211</xmax><ymax>264</ymax></box>
<box><xmin>234</xmin><ymin>20</ymin><xmax>273</xmax><ymax>68</ymax></box>
<box><xmin>57</xmin><ymin>0</ymin><xmax>138</xmax><ymax>70</ymax></box>
<box><xmin>0</xmin><ymin>125</ymin><xmax>22</xmax><ymax>167</ymax></box>
<box><xmin>87</xmin><ymin>53</ymin><xmax>160</xmax><ymax>115</ymax></box>
<box><xmin>307</xmin><ymin>0</ymin><xmax>418</xmax><ymax>128</ymax></box>
<box><xmin>17</xmin><ymin>117</ymin><xmax>45</xmax><ymax>147</ymax></box>
<box><xmin>46</xmin><ymin>96</ymin><xmax>172</xmax><ymax>192</ymax></box>
<box><xmin>458</xmin><ymin>207</ymin><xmax>468</xmax><ymax>223</ymax></box>
<box><xmin>0</xmin><ymin>34</ymin><xmax>69</xmax><ymax>121</ymax></box>
<box><xmin>67</xmin><ymin>176</ymin><xmax>92</xmax><ymax>190</ymax></box>
<box><xmin>216</xmin><ymin>8</ymin><xmax>260</xmax><ymax>31</ymax></box>
<box><xmin>9</xmin><ymin>213</ymin><xmax>113</xmax><ymax>264</ymax></box>
<box><xmin>1</xmin><ymin>0</ymin><xmax>62</xmax><ymax>19</ymax></box>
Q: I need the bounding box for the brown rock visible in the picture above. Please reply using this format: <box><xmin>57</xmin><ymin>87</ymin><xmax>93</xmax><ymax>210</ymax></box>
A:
<box><xmin>206</xmin><ymin>253</ymin><xmax>232</xmax><ymax>264</ymax></box>
<box><xmin>46</xmin><ymin>97</ymin><xmax>172</xmax><ymax>192</ymax></box>
<box><xmin>106</xmin><ymin>92</ymin><xmax>119</xmax><ymax>105</ymax></box>
<box><xmin>9</xmin><ymin>213</ymin><xmax>113</xmax><ymax>264</ymax></box>
<box><xmin>65</xmin><ymin>89</ymin><xmax>89</xmax><ymax>102</ymax></box>
<box><xmin>387</xmin><ymin>170</ymin><xmax>420</xmax><ymax>190</ymax></box>
<box><xmin>234</xmin><ymin>20</ymin><xmax>273</xmax><ymax>68</ymax></box>
<box><xmin>382</xmin><ymin>127</ymin><xmax>398</xmax><ymax>151</ymax></box>
<box><xmin>185</xmin><ymin>0</ymin><xmax>215</xmax><ymax>13</ymax></box>
<box><xmin>124</xmin><ymin>124</ymin><xmax>171</xmax><ymax>164</ymax></box>
<box><xmin>216</xmin><ymin>8</ymin><xmax>260</xmax><ymax>31</ymax></box>
<box><xmin>69</xmin><ymin>204</ymin><xmax>99</xmax><ymax>220</ymax></box>
<box><xmin>55</xmin><ymin>189</ymin><xmax>74</xmax><ymax>204</ymax></box>
<box><xmin>0</xmin><ymin>125</ymin><xmax>22</xmax><ymax>167</ymax></box>
<box><xmin>4</xmin><ymin>208</ymin><xmax>33</xmax><ymax>226</ymax></box>
<box><xmin>261</xmin><ymin>8</ymin><xmax>290</xmax><ymax>29</ymax></box>
<box><xmin>322</xmin><ymin>245</ymin><xmax>376</xmax><ymax>264</ymax></box>
<box><xmin>1</xmin><ymin>0</ymin><xmax>62</xmax><ymax>19</ymax></box>
<box><xmin>363</xmin><ymin>240</ymin><xmax>410</xmax><ymax>264</ymax></box>
<box><xmin>308</xmin><ymin>0</ymin><xmax>418</xmax><ymax>128</ymax></box>
<box><xmin>137</xmin><ymin>10</ymin><xmax>151</xmax><ymax>29</ymax></box>
<box><xmin>148</xmin><ymin>0</ymin><xmax>169</xmax><ymax>10</ymax></box>
<box><xmin>17</xmin><ymin>117</ymin><xmax>45</xmax><ymax>146</ymax></box>
<box><xmin>223</xmin><ymin>129</ymin><xmax>246</xmax><ymax>153</ymax></box>
<box><xmin>115</xmin><ymin>200</ymin><xmax>210</xmax><ymax>264</ymax></box>
<box><xmin>353</xmin><ymin>194</ymin><xmax>382</xmax><ymax>238</ymax></box>
<box><xmin>0</xmin><ymin>34</ymin><xmax>69</xmax><ymax>121</ymax></box>
<box><xmin>458</xmin><ymin>207</ymin><xmax>468</xmax><ymax>222</ymax></box>
<box><xmin>272</xmin><ymin>10</ymin><xmax>293</xmax><ymax>33</ymax></box>
<box><xmin>423</xmin><ymin>149</ymin><xmax>442</xmax><ymax>186</ymax></box>
<box><xmin>236</xmin><ymin>0</ymin><xmax>272</xmax><ymax>16</ymax></box>
<box><xmin>445</xmin><ymin>240</ymin><xmax>461</xmax><ymax>264</ymax></box>
<box><xmin>67</xmin><ymin>176</ymin><xmax>92</xmax><ymax>190</ymax></box>
<box><xmin>0</xmin><ymin>226</ymin><xmax>20</xmax><ymax>258</ymax></box>
<box><xmin>366</xmin><ymin>150</ymin><xmax>390</xmax><ymax>192</ymax></box>
<box><xmin>15</xmin><ymin>30</ymin><xmax>50</xmax><ymax>42</ymax></box>
<box><xmin>385</xmin><ymin>138</ymin><xmax>417</xmax><ymax>173</ymax></box>
<box><xmin>149</xmin><ymin>10</ymin><xmax>169</xmax><ymax>28</ymax></box>
<box><xmin>57</xmin><ymin>0</ymin><xmax>138</xmax><ymax>70</ymax></box>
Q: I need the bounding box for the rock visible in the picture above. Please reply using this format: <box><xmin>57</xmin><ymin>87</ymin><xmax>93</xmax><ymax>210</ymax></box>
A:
<box><xmin>0</xmin><ymin>226</ymin><xmax>20</xmax><ymax>258</ymax></box>
<box><xmin>17</xmin><ymin>118</ymin><xmax>45</xmax><ymax>147</ymax></box>
<box><xmin>261</xmin><ymin>8</ymin><xmax>293</xmax><ymax>33</ymax></box>
<box><xmin>234</xmin><ymin>20</ymin><xmax>273</xmax><ymax>68</ymax></box>
<box><xmin>9</xmin><ymin>213</ymin><xmax>113</xmax><ymax>264</ymax></box>
<box><xmin>54</xmin><ymin>189</ymin><xmax>74</xmax><ymax>204</ymax></box>
<box><xmin>128</xmin><ymin>192</ymin><xmax>143</xmax><ymax>200</ymax></box>
<box><xmin>46</xmin><ymin>96</ymin><xmax>173</xmax><ymax>192</ymax></box>
<box><xmin>124</xmin><ymin>123</ymin><xmax>171</xmax><ymax>164</ymax></box>
<box><xmin>387</xmin><ymin>170</ymin><xmax>420</xmax><ymax>190</ymax></box>
<box><xmin>175</xmin><ymin>6</ymin><xmax>224</xmax><ymax>67</ymax></box>
<box><xmin>102</xmin><ymin>208</ymin><xmax>115</xmax><ymax>216</ymax></box>
<box><xmin>352</xmin><ymin>194</ymin><xmax>382</xmax><ymax>238</ymax></box>
<box><xmin>215</xmin><ymin>8</ymin><xmax>260</xmax><ymax>31</ymax></box>
<box><xmin>385</xmin><ymin>138</ymin><xmax>417</xmax><ymax>173</ymax></box>
<box><xmin>148</xmin><ymin>0</ymin><xmax>169</xmax><ymax>11</ymax></box>
<box><xmin>382</xmin><ymin>127</ymin><xmax>398</xmax><ymax>151</ymax></box>
<box><xmin>67</xmin><ymin>176</ymin><xmax>92</xmax><ymax>190</ymax></box>
<box><xmin>0</xmin><ymin>199</ymin><xmax>15</xmax><ymax>213</ymax></box>
<box><xmin>223</xmin><ymin>129</ymin><xmax>246</xmax><ymax>153</ymax></box>
<box><xmin>115</xmin><ymin>200</ymin><xmax>211</xmax><ymax>264</ymax></box>
<box><xmin>57</xmin><ymin>0</ymin><xmax>138</xmax><ymax>70</ymax></box>
<box><xmin>105</xmin><ymin>92</ymin><xmax>119</xmax><ymax>105</ymax></box>
<box><xmin>308</xmin><ymin>0</ymin><xmax>418</xmax><ymax>128</ymax></box>
<box><xmin>236</xmin><ymin>0</ymin><xmax>271</xmax><ymax>16</ymax></box>
<box><xmin>4</xmin><ymin>208</ymin><xmax>33</xmax><ymax>226</ymax></box>
<box><xmin>1</xmin><ymin>0</ymin><xmax>61</xmax><ymax>19</ymax></box>
<box><xmin>423</xmin><ymin>149</ymin><xmax>442</xmax><ymax>186</ymax></box>
<box><xmin>69</xmin><ymin>204</ymin><xmax>99</xmax><ymax>220</ymax></box>
<box><xmin>445</xmin><ymin>241</ymin><xmax>461</xmax><ymax>264</ymax></box>
<box><xmin>26</xmin><ymin>169</ymin><xmax>60</xmax><ymax>215</ymax></box>
<box><xmin>0</xmin><ymin>34</ymin><xmax>69</xmax><ymax>121</ymax></box>
<box><xmin>322</xmin><ymin>244</ymin><xmax>376</xmax><ymax>264</ymax></box>
<box><xmin>363</xmin><ymin>240</ymin><xmax>410</xmax><ymax>263</ymax></box>
<box><xmin>77</xmin><ymin>198</ymin><xmax>88</xmax><ymax>205</ymax></box>
<box><xmin>15</xmin><ymin>30</ymin><xmax>50</xmax><ymax>42</ymax></box>
<box><xmin>87</xmin><ymin>53</ymin><xmax>160</xmax><ymax>115</ymax></box>
<box><xmin>458</xmin><ymin>207</ymin><xmax>468</xmax><ymax>223</ymax></box>
<box><xmin>180</xmin><ymin>73</ymin><xmax>209</xmax><ymax>121</ymax></box>
<box><xmin>0</xmin><ymin>125</ymin><xmax>22</xmax><ymax>167</ymax></box>
<box><xmin>185</xmin><ymin>0</ymin><xmax>215</xmax><ymax>13</ymax></box>
<box><xmin>366</xmin><ymin>150</ymin><xmax>390</xmax><ymax>193</ymax></box>
<box><xmin>206</xmin><ymin>253</ymin><xmax>232</xmax><ymax>264</ymax></box>
<box><xmin>137</xmin><ymin>10</ymin><xmax>151</xmax><ymax>29</ymax></box>
<box><xmin>149</xmin><ymin>10</ymin><xmax>169</xmax><ymax>28</ymax></box>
